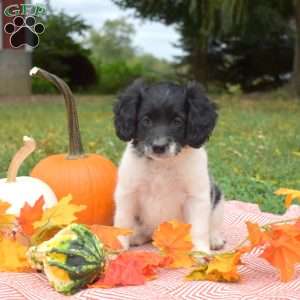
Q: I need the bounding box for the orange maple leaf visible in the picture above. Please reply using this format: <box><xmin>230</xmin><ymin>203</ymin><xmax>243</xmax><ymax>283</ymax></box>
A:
<box><xmin>295</xmin><ymin>219</ymin><xmax>300</xmax><ymax>231</ymax></box>
<box><xmin>274</xmin><ymin>188</ymin><xmax>300</xmax><ymax>208</ymax></box>
<box><xmin>269</xmin><ymin>223</ymin><xmax>300</xmax><ymax>240</ymax></box>
<box><xmin>89</xmin><ymin>225</ymin><xmax>133</xmax><ymax>250</ymax></box>
<box><xmin>260</xmin><ymin>224</ymin><xmax>300</xmax><ymax>282</ymax></box>
<box><xmin>18</xmin><ymin>196</ymin><xmax>45</xmax><ymax>236</ymax></box>
<box><xmin>89</xmin><ymin>251</ymin><xmax>171</xmax><ymax>288</ymax></box>
<box><xmin>152</xmin><ymin>220</ymin><xmax>195</xmax><ymax>268</ymax></box>
<box><xmin>246</xmin><ymin>221</ymin><xmax>267</xmax><ymax>247</ymax></box>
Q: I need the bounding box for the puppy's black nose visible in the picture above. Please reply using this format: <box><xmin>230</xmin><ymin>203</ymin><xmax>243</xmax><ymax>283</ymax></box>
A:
<box><xmin>152</xmin><ymin>144</ymin><xmax>167</xmax><ymax>154</ymax></box>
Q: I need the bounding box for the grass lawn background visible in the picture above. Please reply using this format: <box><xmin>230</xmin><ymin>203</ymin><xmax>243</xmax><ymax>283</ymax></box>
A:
<box><xmin>0</xmin><ymin>93</ymin><xmax>299</xmax><ymax>214</ymax></box>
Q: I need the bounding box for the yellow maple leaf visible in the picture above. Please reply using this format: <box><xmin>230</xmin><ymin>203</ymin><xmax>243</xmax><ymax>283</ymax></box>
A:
<box><xmin>0</xmin><ymin>200</ymin><xmax>16</xmax><ymax>230</ymax></box>
<box><xmin>33</xmin><ymin>194</ymin><xmax>86</xmax><ymax>229</ymax></box>
<box><xmin>152</xmin><ymin>220</ymin><xmax>195</xmax><ymax>268</ymax></box>
<box><xmin>274</xmin><ymin>188</ymin><xmax>300</xmax><ymax>208</ymax></box>
<box><xmin>186</xmin><ymin>252</ymin><xmax>241</xmax><ymax>282</ymax></box>
<box><xmin>0</xmin><ymin>238</ymin><xmax>31</xmax><ymax>272</ymax></box>
<box><xmin>32</xmin><ymin>195</ymin><xmax>86</xmax><ymax>244</ymax></box>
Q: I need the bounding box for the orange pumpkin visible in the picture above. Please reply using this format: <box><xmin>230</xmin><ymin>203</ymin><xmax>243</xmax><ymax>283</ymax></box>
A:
<box><xmin>30</xmin><ymin>67</ymin><xmax>117</xmax><ymax>225</ymax></box>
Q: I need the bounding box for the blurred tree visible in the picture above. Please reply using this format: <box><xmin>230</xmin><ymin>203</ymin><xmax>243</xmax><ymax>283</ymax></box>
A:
<box><xmin>112</xmin><ymin>0</ymin><xmax>298</xmax><ymax>93</ymax></box>
<box><xmin>87</xmin><ymin>18</ymin><xmax>136</xmax><ymax>69</ymax></box>
<box><xmin>112</xmin><ymin>0</ymin><xmax>234</xmax><ymax>83</ymax></box>
<box><xmin>86</xmin><ymin>18</ymin><xmax>176</xmax><ymax>93</ymax></box>
<box><xmin>130</xmin><ymin>53</ymin><xmax>174</xmax><ymax>79</ymax></box>
<box><xmin>226</xmin><ymin>0</ymin><xmax>300</xmax><ymax>96</ymax></box>
<box><xmin>214</xmin><ymin>0</ymin><xmax>294</xmax><ymax>91</ymax></box>
<box><xmin>293</xmin><ymin>0</ymin><xmax>300</xmax><ymax>96</ymax></box>
<box><xmin>33</xmin><ymin>10</ymin><xmax>97</xmax><ymax>90</ymax></box>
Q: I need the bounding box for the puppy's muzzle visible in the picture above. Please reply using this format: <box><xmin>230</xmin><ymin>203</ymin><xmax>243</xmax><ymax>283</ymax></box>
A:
<box><xmin>152</xmin><ymin>144</ymin><xmax>167</xmax><ymax>154</ymax></box>
<box><xmin>151</xmin><ymin>138</ymin><xmax>169</xmax><ymax>154</ymax></box>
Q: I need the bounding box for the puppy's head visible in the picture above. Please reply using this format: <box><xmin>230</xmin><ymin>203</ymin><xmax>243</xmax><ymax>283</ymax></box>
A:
<box><xmin>114</xmin><ymin>79</ymin><xmax>217</xmax><ymax>159</ymax></box>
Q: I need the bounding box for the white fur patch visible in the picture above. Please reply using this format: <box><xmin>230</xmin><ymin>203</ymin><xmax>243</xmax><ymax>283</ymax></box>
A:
<box><xmin>114</xmin><ymin>144</ymin><xmax>224</xmax><ymax>252</ymax></box>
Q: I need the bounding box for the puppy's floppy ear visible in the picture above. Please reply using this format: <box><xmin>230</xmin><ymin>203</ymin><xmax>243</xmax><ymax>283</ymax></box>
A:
<box><xmin>185</xmin><ymin>81</ymin><xmax>218</xmax><ymax>148</ymax></box>
<box><xmin>114</xmin><ymin>78</ymin><xmax>144</xmax><ymax>141</ymax></box>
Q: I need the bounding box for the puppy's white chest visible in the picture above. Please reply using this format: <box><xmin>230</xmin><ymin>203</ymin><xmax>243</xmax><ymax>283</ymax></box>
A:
<box><xmin>137</xmin><ymin>163</ymin><xmax>186</xmax><ymax>230</ymax></box>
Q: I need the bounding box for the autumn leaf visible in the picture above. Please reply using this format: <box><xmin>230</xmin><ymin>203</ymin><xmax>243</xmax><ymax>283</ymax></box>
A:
<box><xmin>169</xmin><ymin>254</ymin><xmax>194</xmax><ymax>268</ymax></box>
<box><xmin>238</xmin><ymin>220</ymin><xmax>300</xmax><ymax>282</ymax></box>
<box><xmin>153</xmin><ymin>220</ymin><xmax>193</xmax><ymax>253</ymax></box>
<box><xmin>134</xmin><ymin>251</ymin><xmax>173</xmax><ymax>277</ymax></box>
<box><xmin>33</xmin><ymin>194</ymin><xmax>85</xmax><ymax>229</ymax></box>
<box><xmin>295</xmin><ymin>219</ymin><xmax>300</xmax><ymax>230</ymax></box>
<box><xmin>261</xmin><ymin>236</ymin><xmax>300</xmax><ymax>282</ymax></box>
<box><xmin>152</xmin><ymin>220</ymin><xmax>195</xmax><ymax>268</ymax></box>
<box><xmin>0</xmin><ymin>238</ymin><xmax>31</xmax><ymax>272</ymax></box>
<box><xmin>275</xmin><ymin>188</ymin><xmax>300</xmax><ymax>208</ymax></box>
<box><xmin>32</xmin><ymin>195</ymin><xmax>86</xmax><ymax>244</ymax></box>
<box><xmin>269</xmin><ymin>223</ymin><xmax>300</xmax><ymax>240</ymax></box>
<box><xmin>246</xmin><ymin>221</ymin><xmax>267</xmax><ymax>247</ymax></box>
<box><xmin>89</xmin><ymin>251</ymin><xmax>171</xmax><ymax>288</ymax></box>
<box><xmin>186</xmin><ymin>252</ymin><xmax>241</xmax><ymax>283</ymax></box>
<box><xmin>260</xmin><ymin>224</ymin><xmax>300</xmax><ymax>282</ymax></box>
<box><xmin>0</xmin><ymin>200</ymin><xmax>16</xmax><ymax>230</ymax></box>
<box><xmin>30</xmin><ymin>225</ymin><xmax>62</xmax><ymax>246</ymax></box>
<box><xmin>89</xmin><ymin>225</ymin><xmax>133</xmax><ymax>251</ymax></box>
<box><xmin>18</xmin><ymin>196</ymin><xmax>45</xmax><ymax>236</ymax></box>
<box><xmin>237</xmin><ymin>245</ymin><xmax>252</xmax><ymax>255</ymax></box>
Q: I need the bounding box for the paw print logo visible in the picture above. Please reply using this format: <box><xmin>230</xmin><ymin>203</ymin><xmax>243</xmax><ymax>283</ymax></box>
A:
<box><xmin>4</xmin><ymin>16</ymin><xmax>45</xmax><ymax>48</ymax></box>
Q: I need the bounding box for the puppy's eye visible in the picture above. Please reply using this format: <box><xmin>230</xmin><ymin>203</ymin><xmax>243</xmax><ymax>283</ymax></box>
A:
<box><xmin>173</xmin><ymin>117</ymin><xmax>184</xmax><ymax>127</ymax></box>
<box><xmin>142</xmin><ymin>116</ymin><xmax>152</xmax><ymax>127</ymax></box>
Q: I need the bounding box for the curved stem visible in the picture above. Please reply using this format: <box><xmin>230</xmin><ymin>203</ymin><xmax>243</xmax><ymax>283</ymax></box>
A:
<box><xmin>7</xmin><ymin>136</ymin><xmax>36</xmax><ymax>182</ymax></box>
<box><xmin>30</xmin><ymin>67</ymin><xmax>85</xmax><ymax>159</ymax></box>
<box><xmin>233</xmin><ymin>237</ymin><xmax>248</xmax><ymax>250</ymax></box>
<box><xmin>261</xmin><ymin>217</ymin><xmax>300</xmax><ymax>229</ymax></box>
<box><xmin>233</xmin><ymin>217</ymin><xmax>300</xmax><ymax>250</ymax></box>
<box><xmin>190</xmin><ymin>250</ymin><xmax>213</xmax><ymax>258</ymax></box>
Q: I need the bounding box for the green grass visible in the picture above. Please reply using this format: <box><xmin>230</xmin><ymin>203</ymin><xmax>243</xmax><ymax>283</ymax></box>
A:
<box><xmin>0</xmin><ymin>94</ymin><xmax>299</xmax><ymax>214</ymax></box>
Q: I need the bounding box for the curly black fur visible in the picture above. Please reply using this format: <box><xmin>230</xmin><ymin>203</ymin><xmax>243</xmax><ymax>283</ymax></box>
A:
<box><xmin>113</xmin><ymin>79</ymin><xmax>144</xmax><ymax>141</ymax></box>
<box><xmin>185</xmin><ymin>81</ymin><xmax>218</xmax><ymax>148</ymax></box>
<box><xmin>114</xmin><ymin>79</ymin><xmax>218</xmax><ymax>150</ymax></box>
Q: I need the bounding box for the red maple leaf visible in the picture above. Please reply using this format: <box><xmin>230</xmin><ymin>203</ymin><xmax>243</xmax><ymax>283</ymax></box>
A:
<box><xmin>89</xmin><ymin>251</ymin><xmax>171</xmax><ymax>288</ymax></box>
<box><xmin>18</xmin><ymin>196</ymin><xmax>44</xmax><ymax>236</ymax></box>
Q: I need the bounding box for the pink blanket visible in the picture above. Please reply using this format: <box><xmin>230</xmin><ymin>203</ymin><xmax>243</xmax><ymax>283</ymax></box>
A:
<box><xmin>1</xmin><ymin>201</ymin><xmax>300</xmax><ymax>300</ymax></box>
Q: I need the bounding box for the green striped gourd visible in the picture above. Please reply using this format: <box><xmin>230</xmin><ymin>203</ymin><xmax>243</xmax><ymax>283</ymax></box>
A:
<box><xmin>27</xmin><ymin>223</ymin><xmax>106</xmax><ymax>294</ymax></box>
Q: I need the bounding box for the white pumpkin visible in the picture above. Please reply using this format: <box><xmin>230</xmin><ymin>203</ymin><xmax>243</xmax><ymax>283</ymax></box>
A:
<box><xmin>0</xmin><ymin>136</ymin><xmax>57</xmax><ymax>215</ymax></box>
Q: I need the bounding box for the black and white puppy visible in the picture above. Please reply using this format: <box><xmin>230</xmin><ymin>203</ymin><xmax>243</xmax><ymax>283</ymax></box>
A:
<box><xmin>113</xmin><ymin>79</ymin><xmax>225</xmax><ymax>253</ymax></box>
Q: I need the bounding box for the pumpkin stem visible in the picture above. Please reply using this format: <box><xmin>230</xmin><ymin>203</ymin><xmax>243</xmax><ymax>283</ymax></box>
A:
<box><xmin>29</xmin><ymin>67</ymin><xmax>85</xmax><ymax>159</ymax></box>
<box><xmin>7</xmin><ymin>136</ymin><xmax>36</xmax><ymax>182</ymax></box>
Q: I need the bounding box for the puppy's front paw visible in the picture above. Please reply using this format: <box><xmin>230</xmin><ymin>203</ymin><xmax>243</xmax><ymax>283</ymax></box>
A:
<box><xmin>130</xmin><ymin>233</ymin><xmax>150</xmax><ymax>247</ymax></box>
<box><xmin>118</xmin><ymin>236</ymin><xmax>130</xmax><ymax>250</ymax></box>
<box><xmin>210</xmin><ymin>233</ymin><xmax>226</xmax><ymax>251</ymax></box>
<box><xmin>192</xmin><ymin>242</ymin><xmax>211</xmax><ymax>265</ymax></box>
<box><xmin>192</xmin><ymin>240</ymin><xmax>211</xmax><ymax>255</ymax></box>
